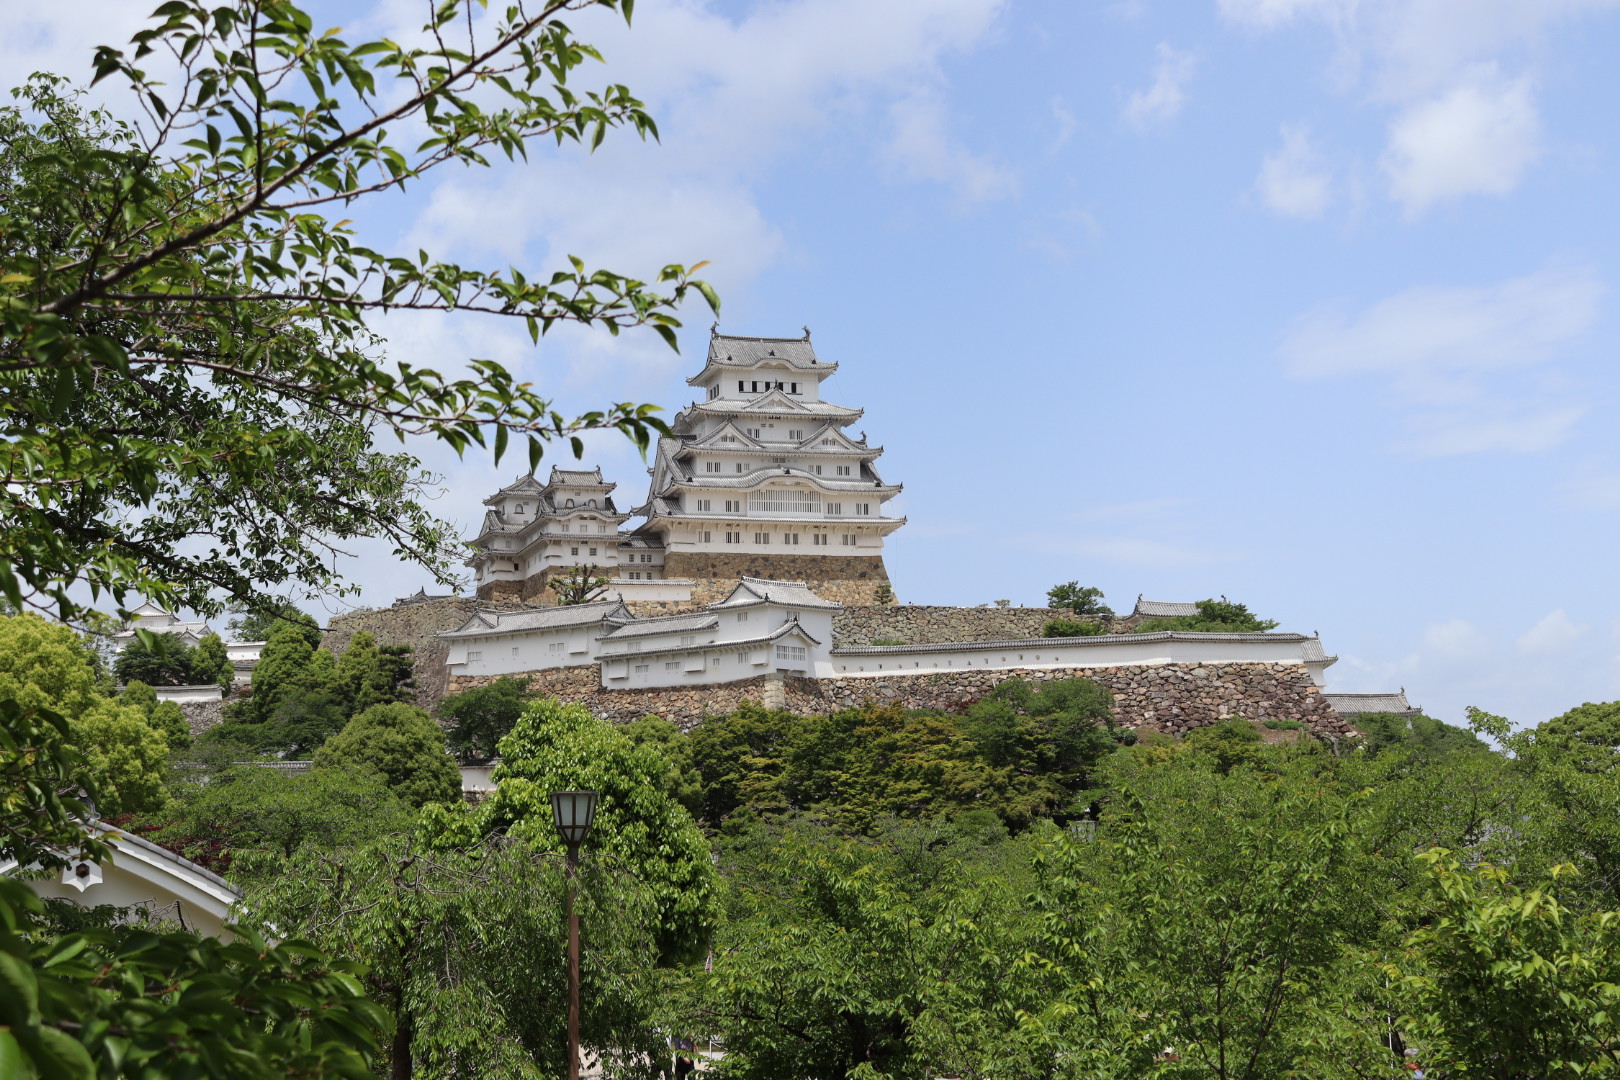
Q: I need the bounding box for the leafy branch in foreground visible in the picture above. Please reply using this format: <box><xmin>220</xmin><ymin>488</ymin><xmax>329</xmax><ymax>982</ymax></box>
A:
<box><xmin>0</xmin><ymin>0</ymin><xmax>718</xmax><ymax>626</ymax></box>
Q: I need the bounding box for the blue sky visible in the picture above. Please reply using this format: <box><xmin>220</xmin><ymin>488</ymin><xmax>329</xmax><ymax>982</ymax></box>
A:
<box><xmin>9</xmin><ymin>0</ymin><xmax>1620</xmax><ymax>728</ymax></box>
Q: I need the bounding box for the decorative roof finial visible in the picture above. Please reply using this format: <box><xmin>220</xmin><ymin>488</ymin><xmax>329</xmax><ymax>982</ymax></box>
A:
<box><xmin>710</xmin><ymin>321</ymin><xmax>719</xmax><ymax>335</ymax></box>
<box><xmin>803</xmin><ymin>325</ymin><xmax>812</xmax><ymax>340</ymax></box>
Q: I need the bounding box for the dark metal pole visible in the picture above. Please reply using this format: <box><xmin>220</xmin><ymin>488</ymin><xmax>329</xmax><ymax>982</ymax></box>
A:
<box><xmin>566</xmin><ymin>842</ymin><xmax>581</xmax><ymax>1080</ymax></box>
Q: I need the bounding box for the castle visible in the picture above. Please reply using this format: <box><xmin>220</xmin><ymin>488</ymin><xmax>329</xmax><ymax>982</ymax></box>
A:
<box><xmin>467</xmin><ymin>328</ymin><xmax>904</xmax><ymax>608</ymax></box>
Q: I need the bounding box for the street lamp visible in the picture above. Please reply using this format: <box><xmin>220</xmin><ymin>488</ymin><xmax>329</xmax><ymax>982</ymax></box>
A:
<box><xmin>551</xmin><ymin>790</ymin><xmax>598</xmax><ymax>1080</ymax></box>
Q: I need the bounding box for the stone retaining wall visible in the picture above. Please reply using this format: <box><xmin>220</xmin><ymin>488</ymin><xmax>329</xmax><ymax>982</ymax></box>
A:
<box><xmin>447</xmin><ymin>660</ymin><xmax>1350</xmax><ymax>739</ymax></box>
<box><xmin>831</xmin><ymin>605</ymin><xmax>1131</xmax><ymax>645</ymax></box>
<box><xmin>661</xmin><ymin>552</ymin><xmax>890</xmax><ymax>606</ymax></box>
<box><xmin>325</xmin><ymin>597</ymin><xmax>543</xmax><ymax>705</ymax></box>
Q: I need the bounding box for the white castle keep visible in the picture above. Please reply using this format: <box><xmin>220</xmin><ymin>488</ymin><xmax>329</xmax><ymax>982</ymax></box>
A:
<box><xmin>466</xmin><ymin>328</ymin><xmax>905</xmax><ymax>608</ymax></box>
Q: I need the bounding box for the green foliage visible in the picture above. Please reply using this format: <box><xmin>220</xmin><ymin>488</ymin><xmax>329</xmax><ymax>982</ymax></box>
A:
<box><xmin>1046</xmin><ymin>581</ymin><xmax>1113</xmax><ymax>616</ymax></box>
<box><xmin>243</xmin><ymin>833</ymin><xmax>665</xmax><ymax>1080</ymax></box>
<box><xmin>1041</xmin><ymin>617</ymin><xmax>1108</xmax><ymax>637</ymax></box>
<box><xmin>435</xmin><ymin>676</ymin><xmax>536</xmax><ymax>764</ymax></box>
<box><xmin>689</xmin><ymin>818</ymin><xmax>1051</xmax><ymax>1080</ymax></box>
<box><xmin>0</xmin><ymin>682</ymin><xmax>389</xmax><ymax>1077</ymax></box>
<box><xmin>1540</xmin><ymin>699</ymin><xmax>1620</xmax><ymax>748</ymax></box>
<box><xmin>113</xmin><ymin>631</ymin><xmax>199</xmax><ymax>686</ymax></box>
<box><xmin>1356</xmin><ymin>710</ymin><xmax>1489</xmax><ymax>759</ymax></box>
<box><xmin>223</xmin><ymin>598</ymin><xmax>307</xmax><ymax>644</ymax></box>
<box><xmin>0</xmin><ymin>0</ymin><xmax>716</xmax><ymax>628</ymax></box>
<box><xmin>194</xmin><ymin>631</ymin><xmax>235</xmax><ymax>693</ymax></box>
<box><xmin>154</xmin><ymin>764</ymin><xmax>413</xmax><ymax>866</ymax></box>
<box><xmin>1133</xmin><ymin>597</ymin><xmax>1281</xmax><ymax>634</ymax></box>
<box><xmin>313</xmin><ymin>703</ymin><xmax>461</xmax><ymax>808</ymax></box>
<box><xmin>437</xmin><ymin>697</ymin><xmax>719</xmax><ymax>964</ymax></box>
<box><xmin>118</xmin><ymin>680</ymin><xmax>191</xmax><ymax>753</ymax></box>
<box><xmin>621</xmin><ymin>714</ymin><xmax>704</xmax><ymax>817</ymax></box>
<box><xmin>1395</xmin><ymin>854</ymin><xmax>1620</xmax><ymax>1079</ymax></box>
<box><xmin>871</xmin><ymin>581</ymin><xmax>896</xmax><ymax>605</ymax></box>
<box><xmin>333</xmin><ymin>631</ymin><xmax>405</xmax><ymax>716</ymax></box>
<box><xmin>0</xmin><ymin>613</ymin><xmax>169</xmax><ymax>814</ymax></box>
<box><xmin>547</xmin><ymin>563</ymin><xmax>613</xmax><ymax>604</ymax></box>
<box><xmin>959</xmin><ymin>677</ymin><xmax>1129</xmax><ymax>819</ymax></box>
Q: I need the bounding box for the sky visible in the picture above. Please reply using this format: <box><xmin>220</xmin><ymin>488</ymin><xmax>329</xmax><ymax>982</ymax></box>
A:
<box><xmin>7</xmin><ymin>0</ymin><xmax>1620</xmax><ymax>729</ymax></box>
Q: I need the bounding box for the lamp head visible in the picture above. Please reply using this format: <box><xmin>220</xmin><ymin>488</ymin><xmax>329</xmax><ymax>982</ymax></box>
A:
<box><xmin>550</xmin><ymin>789</ymin><xmax>598</xmax><ymax>849</ymax></box>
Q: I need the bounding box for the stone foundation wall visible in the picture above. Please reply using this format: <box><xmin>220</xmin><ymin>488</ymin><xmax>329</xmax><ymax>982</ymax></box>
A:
<box><xmin>325</xmin><ymin>597</ymin><xmax>543</xmax><ymax>705</ymax></box>
<box><xmin>832</xmin><ymin>605</ymin><xmax>1129</xmax><ymax>645</ymax></box>
<box><xmin>447</xmin><ymin>660</ymin><xmax>1350</xmax><ymax>739</ymax></box>
<box><xmin>661</xmin><ymin>552</ymin><xmax>891</xmax><ymax>606</ymax></box>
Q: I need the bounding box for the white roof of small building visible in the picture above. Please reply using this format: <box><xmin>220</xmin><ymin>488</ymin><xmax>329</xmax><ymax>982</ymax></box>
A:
<box><xmin>438</xmin><ymin>600</ymin><xmax>630</xmax><ymax>639</ymax></box>
<box><xmin>711</xmin><ymin>577</ymin><xmax>843</xmax><ymax>611</ymax></box>
<box><xmin>1133</xmin><ymin>598</ymin><xmax>1201</xmax><ymax>618</ymax></box>
<box><xmin>1325</xmin><ymin>691</ymin><xmax>1417</xmax><ymax>716</ymax></box>
<box><xmin>598</xmin><ymin>612</ymin><xmax>720</xmax><ymax>641</ymax></box>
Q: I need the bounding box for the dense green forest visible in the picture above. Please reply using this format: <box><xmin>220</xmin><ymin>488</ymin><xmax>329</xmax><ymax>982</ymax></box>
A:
<box><xmin>10</xmin><ymin>606</ymin><xmax>1620</xmax><ymax>1078</ymax></box>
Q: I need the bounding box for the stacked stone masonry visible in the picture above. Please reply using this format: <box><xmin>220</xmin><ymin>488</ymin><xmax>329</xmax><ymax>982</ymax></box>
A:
<box><xmin>661</xmin><ymin>553</ymin><xmax>891</xmax><ymax>607</ymax></box>
<box><xmin>447</xmin><ymin>660</ymin><xmax>1350</xmax><ymax>739</ymax></box>
<box><xmin>325</xmin><ymin>596</ymin><xmax>546</xmax><ymax>705</ymax></box>
<box><xmin>832</xmin><ymin>605</ymin><xmax>1138</xmax><ymax>646</ymax></box>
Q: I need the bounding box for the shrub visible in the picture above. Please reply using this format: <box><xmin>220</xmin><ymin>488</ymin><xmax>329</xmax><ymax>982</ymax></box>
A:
<box><xmin>1043</xmin><ymin>619</ymin><xmax>1108</xmax><ymax>638</ymax></box>
<box><xmin>314</xmin><ymin>703</ymin><xmax>461</xmax><ymax>807</ymax></box>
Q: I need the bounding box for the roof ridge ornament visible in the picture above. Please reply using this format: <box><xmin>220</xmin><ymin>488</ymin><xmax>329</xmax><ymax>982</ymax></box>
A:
<box><xmin>803</xmin><ymin>325</ymin><xmax>811</xmax><ymax>340</ymax></box>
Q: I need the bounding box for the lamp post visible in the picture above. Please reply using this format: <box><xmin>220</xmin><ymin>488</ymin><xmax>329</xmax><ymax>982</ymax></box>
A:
<box><xmin>551</xmin><ymin>790</ymin><xmax>598</xmax><ymax>1080</ymax></box>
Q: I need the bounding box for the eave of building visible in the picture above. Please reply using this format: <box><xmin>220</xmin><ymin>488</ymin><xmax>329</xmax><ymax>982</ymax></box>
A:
<box><xmin>595</xmin><ymin>620</ymin><xmax>819</xmax><ymax>662</ymax></box>
<box><xmin>438</xmin><ymin>599</ymin><xmax>631</xmax><ymax>639</ymax></box>
<box><xmin>673</xmin><ymin>443</ymin><xmax>884</xmax><ymax>464</ymax></box>
<box><xmin>681</xmin><ymin>395</ymin><xmax>863</xmax><ymax>422</ymax></box>
<box><xmin>686</xmin><ymin>359</ymin><xmax>837</xmax><ymax>387</ymax></box>
<box><xmin>599</xmin><ymin>613</ymin><xmax>721</xmax><ymax>640</ymax></box>
<box><xmin>658</xmin><ymin>469</ymin><xmax>900</xmax><ymax>496</ymax></box>
<box><xmin>484</xmin><ymin>474</ymin><xmax>547</xmax><ymax>506</ymax></box>
<box><xmin>635</xmin><ymin>513</ymin><xmax>908</xmax><ymax>535</ymax></box>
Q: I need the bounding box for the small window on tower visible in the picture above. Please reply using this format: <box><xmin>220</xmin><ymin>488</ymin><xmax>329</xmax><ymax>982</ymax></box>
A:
<box><xmin>738</xmin><ymin>381</ymin><xmax>745</xmax><ymax>392</ymax></box>
<box><xmin>790</xmin><ymin>382</ymin><xmax>799</xmax><ymax>394</ymax></box>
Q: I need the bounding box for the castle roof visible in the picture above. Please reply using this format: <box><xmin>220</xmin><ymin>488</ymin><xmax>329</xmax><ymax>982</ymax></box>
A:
<box><xmin>684</xmin><ymin>393</ymin><xmax>862</xmax><ymax>421</ymax></box>
<box><xmin>1133</xmin><ymin>598</ymin><xmax>1201</xmax><ymax>618</ymax></box>
<box><xmin>598</xmin><ymin>612</ymin><xmax>720</xmax><ymax>641</ymax></box>
<box><xmin>1324</xmin><ymin>691</ymin><xmax>1417</xmax><ymax>716</ymax></box>
<box><xmin>438</xmin><ymin>600</ymin><xmax>630</xmax><ymax>638</ymax></box>
<box><xmin>685</xmin><ymin>329</ymin><xmax>835</xmax><ymax>386</ymax></box>
<box><xmin>542</xmin><ymin>466</ymin><xmax>613</xmax><ymax>491</ymax></box>
<box><xmin>710</xmin><ymin>577</ymin><xmax>843</xmax><ymax>610</ymax></box>
<box><xmin>484</xmin><ymin>474</ymin><xmax>546</xmax><ymax>505</ymax></box>
<box><xmin>596</xmin><ymin>619</ymin><xmax>821</xmax><ymax>662</ymax></box>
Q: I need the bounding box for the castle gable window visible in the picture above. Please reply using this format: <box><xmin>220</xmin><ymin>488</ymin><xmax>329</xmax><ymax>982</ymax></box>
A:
<box><xmin>749</xmin><ymin>489</ymin><xmax>821</xmax><ymax>514</ymax></box>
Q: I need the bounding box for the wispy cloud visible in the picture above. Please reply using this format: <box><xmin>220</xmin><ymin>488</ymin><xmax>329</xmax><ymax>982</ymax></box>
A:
<box><xmin>1256</xmin><ymin>124</ymin><xmax>1334</xmax><ymax>218</ymax></box>
<box><xmin>1517</xmin><ymin>609</ymin><xmax>1590</xmax><ymax>656</ymax></box>
<box><xmin>1281</xmin><ymin>267</ymin><xmax>1602</xmax><ymax>455</ymax></box>
<box><xmin>1123</xmin><ymin>43</ymin><xmax>1197</xmax><ymax>128</ymax></box>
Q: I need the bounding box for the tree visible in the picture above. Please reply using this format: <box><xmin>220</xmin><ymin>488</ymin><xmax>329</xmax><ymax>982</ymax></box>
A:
<box><xmin>0</xmin><ymin>1</ymin><xmax>716</xmax><ymax>627</ymax></box>
<box><xmin>154</xmin><ymin>763</ymin><xmax>413</xmax><ymax>867</ymax></box>
<box><xmin>871</xmin><ymin>581</ymin><xmax>896</xmax><ymax>605</ymax></box>
<box><xmin>0</xmin><ymin>612</ymin><xmax>170</xmax><ymax>814</ymax></box>
<box><xmin>334</xmin><ymin>631</ymin><xmax>401</xmax><ymax>716</ymax></box>
<box><xmin>233</xmin><ymin>616</ymin><xmax>323</xmax><ymax>726</ymax></box>
<box><xmin>0</xmin><ymin>691</ymin><xmax>389</xmax><ymax>1078</ymax></box>
<box><xmin>194</xmin><ymin>630</ymin><xmax>235</xmax><ymax>693</ymax></box>
<box><xmin>1046</xmin><ymin>582</ymin><xmax>1112</xmax><ymax>617</ymax></box>
<box><xmin>1540</xmin><ymin>700</ymin><xmax>1620</xmax><ymax>749</ymax></box>
<box><xmin>312</xmin><ymin>703</ymin><xmax>461</xmax><ymax>808</ymax></box>
<box><xmin>1394</xmin><ymin>853</ymin><xmax>1620</xmax><ymax>1079</ymax></box>
<box><xmin>621</xmin><ymin>714</ymin><xmax>704</xmax><ymax>817</ymax></box>
<box><xmin>243</xmin><ymin>833</ymin><xmax>666</xmax><ymax>1080</ymax></box>
<box><xmin>224</xmin><ymin>597</ymin><xmax>308</xmax><ymax>643</ymax></box>
<box><xmin>1356</xmin><ymin>710</ymin><xmax>1489</xmax><ymax>759</ymax></box>
<box><xmin>1134</xmin><ymin>598</ymin><xmax>1280</xmax><ymax>634</ymax></box>
<box><xmin>548</xmin><ymin>563</ymin><xmax>613</xmax><ymax>605</ymax></box>
<box><xmin>112</xmin><ymin>630</ymin><xmax>199</xmax><ymax>686</ymax></box>
<box><xmin>429</xmin><ymin>697</ymin><xmax>719</xmax><ymax>964</ymax></box>
<box><xmin>120</xmin><ymin>679</ymin><xmax>192</xmax><ymax>753</ymax></box>
<box><xmin>435</xmin><ymin>676</ymin><xmax>536</xmax><ymax>764</ymax></box>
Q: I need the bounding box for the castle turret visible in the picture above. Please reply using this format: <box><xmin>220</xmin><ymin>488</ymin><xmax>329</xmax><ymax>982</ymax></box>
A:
<box><xmin>469</xmin><ymin>466</ymin><xmax>634</xmax><ymax>600</ymax></box>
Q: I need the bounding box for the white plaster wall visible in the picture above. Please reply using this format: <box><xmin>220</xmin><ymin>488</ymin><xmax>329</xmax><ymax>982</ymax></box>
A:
<box><xmin>154</xmin><ymin>685</ymin><xmax>224</xmax><ymax>704</ymax></box>
<box><xmin>831</xmin><ymin>637</ymin><xmax>1323</xmax><ymax>678</ymax></box>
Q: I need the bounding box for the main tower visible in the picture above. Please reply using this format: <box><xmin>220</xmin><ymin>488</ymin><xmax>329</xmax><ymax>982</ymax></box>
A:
<box><xmin>629</xmin><ymin>328</ymin><xmax>905</xmax><ymax>605</ymax></box>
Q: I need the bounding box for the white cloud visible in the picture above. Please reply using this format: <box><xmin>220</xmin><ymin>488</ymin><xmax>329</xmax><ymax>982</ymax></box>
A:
<box><xmin>1217</xmin><ymin>0</ymin><xmax>1344</xmax><ymax>29</ymax></box>
<box><xmin>1282</xmin><ymin>268</ymin><xmax>1602</xmax><ymax>383</ymax></box>
<box><xmin>885</xmin><ymin>88</ymin><xmax>1019</xmax><ymax>203</ymax></box>
<box><xmin>1560</xmin><ymin>469</ymin><xmax>1620</xmax><ymax>510</ymax></box>
<box><xmin>1282</xmin><ymin>267</ymin><xmax>1603</xmax><ymax>455</ymax></box>
<box><xmin>1517</xmin><ymin>609</ymin><xmax>1590</xmax><ymax>656</ymax></box>
<box><xmin>1256</xmin><ymin>124</ymin><xmax>1334</xmax><ymax>218</ymax></box>
<box><xmin>1123</xmin><ymin>43</ymin><xmax>1197</xmax><ymax>128</ymax></box>
<box><xmin>1382</xmin><ymin>67</ymin><xmax>1541</xmax><ymax>216</ymax></box>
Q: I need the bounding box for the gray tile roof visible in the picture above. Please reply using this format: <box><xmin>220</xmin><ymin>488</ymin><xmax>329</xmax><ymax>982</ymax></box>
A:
<box><xmin>706</xmin><ymin>331</ymin><xmax>824</xmax><ymax>370</ymax></box>
<box><xmin>438</xmin><ymin>600</ymin><xmax>628</xmax><ymax>638</ymax></box>
<box><xmin>1324</xmin><ymin>691</ymin><xmax>1417</xmax><ymax>716</ymax></box>
<box><xmin>712</xmin><ymin>577</ymin><xmax>843</xmax><ymax>610</ymax></box>
<box><xmin>598</xmin><ymin>612</ymin><xmax>720</xmax><ymax>641</ymax></box>
<box><xmin>690</xmin><ymin>397</ymin><xmax>862</xmax><ymax>419</ymax></box>
<box><xmin>834</xmin><ymin>631</ymin><xmax>1318</xmax><ymax>656</ymax></box>
<box><xmin>596</xmin><ymin>618</ymin><xmax>820</xmax><ymax>660</ymax></box>
<box><xmin>1133</xmin><ymin>598</ymin><xmax>1201</xmax><ymax>618</ymax></box>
